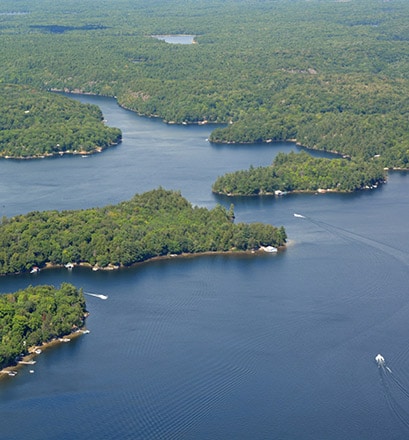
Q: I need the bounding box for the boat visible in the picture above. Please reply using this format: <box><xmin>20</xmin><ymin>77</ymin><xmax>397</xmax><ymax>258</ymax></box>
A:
<box><xmin>18</xmin><ymin>360</ymin><xmax>36</xmax><ymax>365</ymax></box>
<box><xmin>260</xmin><ymin>246</ymin><xmax>278</xmax><ymax>253</ymax></box>
<box><xmin>375</xmin><ymin>353</ymin><xmax>385</xmax><ymax>366</ymax></box>
<box><xmin>30</xmin><ymin>266</ymin><xmax>40</xmax><ymax>274</ymax></box>
<box><xmin>293</xmin><ymin>213</ymin><xmax>305</xmax><ymax>218</ymax></box>
<box><xmin>65</xmin><ymin>262</ymin><xmax>74</xmax><ymax>269</ymax></box>
<box><xmin>84</xmin><ymin>292</ymin><xmax>108</xmax><ymax>300</ymax></box>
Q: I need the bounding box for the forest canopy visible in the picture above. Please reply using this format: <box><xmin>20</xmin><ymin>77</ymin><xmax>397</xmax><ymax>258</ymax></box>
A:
<box><xmin>0</xmin><ymin>188</ymin><xmax>287</xmax><ymax>276</ymax></box>
<box><xmin>212</xmin><ymin>151</ymin><xmax>387</xmax><ymax>196</ymax></box>
<box><xmin>0</xmin><ymin>84</ymin><xmax>121</xmax><ymax>158</ymax></box>
<box><xmin>0</xmin><ymin>283</ymin><xmax>86</xmax><ymax>370</ymax></box>
<box><xmin>0</xmin><ymin>0</ymin><xmax>409</xmax><ymax>166</ymax></box>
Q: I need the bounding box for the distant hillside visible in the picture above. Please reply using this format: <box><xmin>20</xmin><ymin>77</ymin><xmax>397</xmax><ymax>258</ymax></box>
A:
<box><xmin>1</xmin><ymin>0</ymin><xmax>409</xmax><ymax>167</ymax></box>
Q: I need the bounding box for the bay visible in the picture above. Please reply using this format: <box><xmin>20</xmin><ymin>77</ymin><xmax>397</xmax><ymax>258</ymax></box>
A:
<box><xmin>1</xmin><ymin>95</ymin><xmax>409</xmax><ymax>439</ymax></box>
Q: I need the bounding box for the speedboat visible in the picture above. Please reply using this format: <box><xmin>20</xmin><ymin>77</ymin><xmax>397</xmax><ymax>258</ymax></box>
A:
<box><xmin>375</xmin><ymin>354</ymin><xmax>385</xmax><ymax>366</ymax></box>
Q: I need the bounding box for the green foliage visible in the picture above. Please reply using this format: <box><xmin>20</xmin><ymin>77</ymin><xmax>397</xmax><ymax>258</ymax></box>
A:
<box><xmin>0</xmin><ymin>84</ymin><xmax>121</xmax><ymax>158</ymax></box>
<box><xmin>0</xmin><ymin>0</ymin><xmax>409</xmax><ymax>166</ymax></box>
<box><xmin>212</xmin><ymin>151</ymin><xmax>386</xmax><ymax>195</ymax></box>
<box><xmin>0</xmin><ymin>188</ymin><xmax>286</xmax><ymax>275</ymax></box>
<box><xmin>0</xmin><ymin>283</ymin><xmax>86</xmax><ymax>369</ymax></box>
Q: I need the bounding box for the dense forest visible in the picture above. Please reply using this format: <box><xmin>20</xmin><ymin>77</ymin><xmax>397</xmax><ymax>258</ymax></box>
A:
<box><xmin>0</xmin><ymin>283</ymin><xmax>86</xmax><ymax>370</ymax></box>
<box><xmin>212</xmin><ymin>151</ymin><xmax>387</xmax><ymax>196</ymax></box>
<box><xmin>0</xmin><ymin>188</ymin><xmax>287</xmax><ymax>276</ymax></box>
<box><xmin>0</xmin><ymin>84</ymin><xmax>121</xmax><ymax>158</ymax></box>
<box><xmin>1</xmin><ymin>0</ymin><xmax>409</xmax><ymax>167</ymax></box>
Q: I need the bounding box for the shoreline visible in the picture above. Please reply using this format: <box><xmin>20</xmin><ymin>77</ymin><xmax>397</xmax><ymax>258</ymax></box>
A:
<box><xmin>212</xmin><ymin>186</ymin><xmax>383</xmax><ymax>197</ymax></box>
<box><xmin>1</xmin><ymin>142</ymin><xmax>120</xmax><ymax>161</ymax></box>
<box><xmin>41</xmin><ymin>247</ymin><xmax>286</xmax><ymax>273</ymax></box>
<box><xmin>212</xmin><ymin>175</ymin><xmax>387</xmax><ymax>197</ymax></box>
<box><xmin>0</xmin><ymin>87</ymin><xmax>400</xmax><ymax>173</ymax></box>
<box><xmin>132</xmin><ymin>247</ymin><xmax>286</xmax><ymax>265</ymax></box>
<box><xmin>0</xmin><ymin>246</ymin><xmax>287</xmax><ymax>277</ymax></box>
<box><xmin>0</xmin><ymin>327</ymin><xmax>90</xmax><ymax>381</ymax></box>
<box><xmin>48</xmin><ymin>90</ymin><xmax>409</xmax><ymax>172</ymax></box>
<box><xmin>52</xmin><ymin>89</ymin><xmax>217</xmax><ymax>127</ymax></box>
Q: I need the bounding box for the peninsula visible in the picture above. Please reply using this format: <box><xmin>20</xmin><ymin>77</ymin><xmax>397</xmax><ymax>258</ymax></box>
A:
<box><xmin>0</xmin><ymin>283</ymin><xmax>87</xmax><ymax>372</ymax></box>
<box><xmin>0</xmin><ymin>84</ymin><xmax>121</xmax><ymax>158</ymax></box>
<box><xmin>0</xmin><ymin>188</ymin><xmax>287</xmax><ymax>276</ymax></box>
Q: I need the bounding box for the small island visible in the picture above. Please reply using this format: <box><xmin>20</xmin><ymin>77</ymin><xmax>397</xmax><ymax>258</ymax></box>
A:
<box><xmin>0</xmin><ymin>188</ymin><xmax>287</xmax><ymax>276</ymax></box>
<box><xmin>0</xmin><ymin>84</ymin><xmax>121</xmax><ymax>158</ymax></box>
<box><xmin>212</xmin><ymin>151</ymin><xmax>386</xmax><ymax>196</ymax></box>
<box><xmin>0</xmin><ymin>283</ymin><xmax>87</xmax><ymax>372</ymax></box>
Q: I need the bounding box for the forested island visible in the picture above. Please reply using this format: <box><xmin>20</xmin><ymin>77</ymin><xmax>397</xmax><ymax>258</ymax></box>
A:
<box><xmin>1</xmin><ymin>0</ymin><xmax>409</xmax><ymax>168</ymax></box>
<box><xmin>0</xmin><ymin>283</ymin><xmax>87</xmax><ymax>371</ymax></box>
<box><xmin>212</xmin><ymin>151</ymin><xmax>387</xmax><ymax>196</ymax></box>
<box><xmin>0</xmin><ymin>188</ymin><xmax>287</xmax><ymax>276</ymax></box>
<box><xmin>0</xmin><ymin>85</ymin><xmax>121</xmax><ymax>158</ymax></box>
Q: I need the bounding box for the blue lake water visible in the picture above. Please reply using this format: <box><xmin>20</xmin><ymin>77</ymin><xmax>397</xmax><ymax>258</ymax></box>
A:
<box><xmin>1</xmin><ymin>95</ymin><xmax>409</xmax><ymax>439</ymax></box>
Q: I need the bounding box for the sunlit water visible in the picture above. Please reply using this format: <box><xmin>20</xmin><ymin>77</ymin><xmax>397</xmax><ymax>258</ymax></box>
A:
<box><xmin>1</xmin><ymin>95</ymin><xmax>409</xmax><ymax>439</ymax></box>
<box><xmin>152</xmin><ymin>35</ymin><xmax>195</xmax><ymax>44</ymax></box>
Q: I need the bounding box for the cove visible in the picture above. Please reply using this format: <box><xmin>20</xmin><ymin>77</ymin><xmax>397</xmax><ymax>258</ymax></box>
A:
<box><xmin>1</xmin><ymin>95</ymin><xmax>409</xmax><ymax>439</ymax></box>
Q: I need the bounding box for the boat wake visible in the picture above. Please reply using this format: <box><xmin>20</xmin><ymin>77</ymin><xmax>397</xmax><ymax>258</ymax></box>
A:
<box><xmin>293</xmin><ymin>213</ymin><xmax>409</xmax><ymax>267</ymax></box>
<box><xmin>84</xmin><ymin>291</ymin><xmax>108</xmax><ymax>300</ymax></box>
<box><xmin>376</xmin><ymin>354</ymin><xmax>409</xmax><ymax>430</ymax></box>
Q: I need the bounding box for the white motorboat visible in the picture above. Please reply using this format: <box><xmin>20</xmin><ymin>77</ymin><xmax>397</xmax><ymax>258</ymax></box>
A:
<box><xmin>375</xmin><ymin>354</ymin><xmax>385</xmax><ymax>366</ymax></box>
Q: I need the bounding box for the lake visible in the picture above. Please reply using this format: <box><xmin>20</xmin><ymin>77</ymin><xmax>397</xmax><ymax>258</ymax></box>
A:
<box><xmin>1</xmin><ymin>95</ymin><xmax>409</xmax><ymax>439</ymax></box>
<box><xmin>152</xmin><ymin>35</ymin><xmax>195</xmax><ymax>44</ymax></box>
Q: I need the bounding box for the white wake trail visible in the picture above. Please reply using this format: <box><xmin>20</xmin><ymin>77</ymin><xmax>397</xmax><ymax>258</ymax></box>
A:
<box><xmin>376</xmin><ymin>354</ymin><xmax>409</xmax><ymax>430</ymax></box>
<box><xmin>84</xmin><ymin>291</ymin><xmax>108</xmax><ymax>300</ymax></box>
